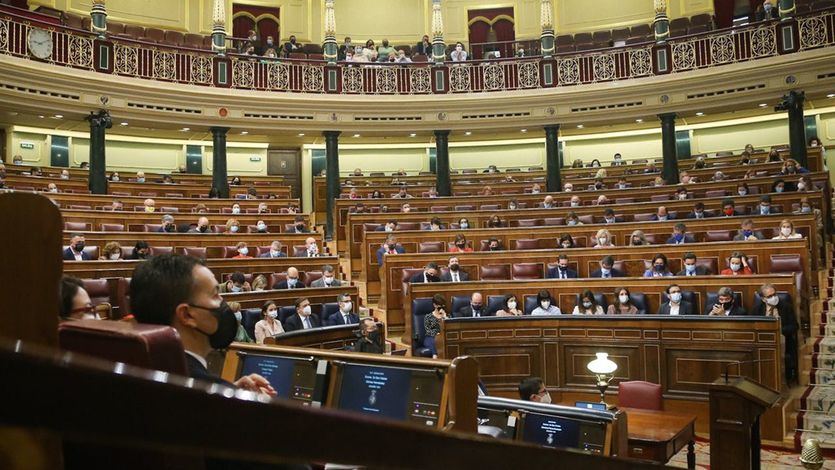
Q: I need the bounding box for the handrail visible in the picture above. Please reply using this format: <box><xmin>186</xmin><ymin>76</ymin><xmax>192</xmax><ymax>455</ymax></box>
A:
<box><xmin>1</xmin><ymin>5</ymin><xmax>832</xmax><ymax>94</ymax></box>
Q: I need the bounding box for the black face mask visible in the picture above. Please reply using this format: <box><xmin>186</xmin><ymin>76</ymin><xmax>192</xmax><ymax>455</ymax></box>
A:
<box><xmin>489</xmin><ymin>246</ymin><xmax>500</xmax><ymax>251</ymax></box>
<box><xmin>199</xmin><ymin>225</ymin><xmax>208</xmax><ymax>233</ymax></box>
<box><xmin>558</xmin><ymin>265</ymin><xmax>568</xmax><ymax>270</ymax></box>
<box><xmin>164</xmin><ymin>224</ymin><xmax>175</xmax><ymax>232</ymax></box>
<box><xmin>721</xmin><ymin>301</ymin><xmax>733</xmax><ymax>311</ymax></box>
<box><xmin>426</xmin><ymin>274</ymin><xmax>440</xmax><ymax>282</ymax></box>
<box><xmin>449</xmin><ymin>264</ymin><xmax>459</xmax><ymax>272</ymax></box>
<box><xmin>193</xmin><ymin>300</ymin><xmax>238</xmax><ymax>350</ymax></box>
<box><xmin>367</xmin><ymin>329</ymin><xmax>381</xmax><ymax>345</ymax></box>
<box><xmin>471</xmin><ymin>303</ymin><xmax>482</xmax><ymax>311</ymax></box>
<box><xmin>296</xmin><ymin>224</ymin><xmax>305</xmax><ymax>231</ymax></box>
<box><xmin>73</xmin><ymin>243</ymin><xmax>85</xmax><ymax>252</ymax></box>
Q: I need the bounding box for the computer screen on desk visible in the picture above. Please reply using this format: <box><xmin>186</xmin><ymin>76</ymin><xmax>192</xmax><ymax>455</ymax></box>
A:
<box><xmin>332</xmin><ymin>362</ymin><xmax>444</xmax><ymax>428</ymax></box>
<box><xmin>520</xmin><ymin>412</ymin><xmax>607</xmax><ymax>454</ymax></box>
<box><xmin>237</xmin><ymin>353</ymin><xmax>322</xmax><ymax>405</ymax></box>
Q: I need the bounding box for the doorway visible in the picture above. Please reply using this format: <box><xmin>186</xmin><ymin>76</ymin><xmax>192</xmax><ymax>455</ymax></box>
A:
<box><xmin>50</xmin><ymin>135</ymin><xmax>69</xmax><ymax>167</ymax></box>
<box><xmin>267</xmin><ymin>147</ymin><xmax>301</xmax><ymax>199</ymax></box>
<box><xmin>468</xmin><ymin>7</ymin><xmax>516</xmax><ymax>59</ymax></box>
<box><xmin>186</xmin><ymin>145</ymin><xmax>203</xmax><ymax>174</ymax></box>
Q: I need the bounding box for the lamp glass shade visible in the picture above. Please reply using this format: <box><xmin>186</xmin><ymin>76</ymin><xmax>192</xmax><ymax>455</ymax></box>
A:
<box><xmin>587</xmin><ymin>352</ymin><xmax>618</xmax><ymax>374</ymax></box>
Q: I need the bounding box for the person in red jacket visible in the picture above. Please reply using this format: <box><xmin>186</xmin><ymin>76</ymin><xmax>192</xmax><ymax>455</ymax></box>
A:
<box><xmin>720</xmin><ymin>251</ymin><xmax>754</xmax><ymax>275</ymax></box>
<box><xmin>449</xmin><ymin>234</ymin><xmax>473</xmax><ymax>253</ymax></box>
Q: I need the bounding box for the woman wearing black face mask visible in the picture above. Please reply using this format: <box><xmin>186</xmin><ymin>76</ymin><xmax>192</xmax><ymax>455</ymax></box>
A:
<box><xmin>423</xmin><ymin>294</ymin><xmax>447</xmax><ymax>358</ymax></box>
<box><xmin>354</xmin><ymin>318</ymin><xmax>384</xmax><ymax>354</ymax></box>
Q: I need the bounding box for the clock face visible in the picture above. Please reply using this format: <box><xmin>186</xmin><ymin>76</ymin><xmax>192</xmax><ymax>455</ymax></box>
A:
<box><xmin>27</xmin><ymin>28</ymin><xmax>53</xmax><ymax>60</ymax></box>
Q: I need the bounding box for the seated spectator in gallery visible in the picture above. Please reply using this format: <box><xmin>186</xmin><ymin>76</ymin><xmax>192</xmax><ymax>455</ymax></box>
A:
<box><xmin>773</xmin><ymin>219</ymin><xmax>802</xmax><ymax>240</ymax></box>
<box><xmin>674</xmin><ymin>187</ymin><xmax>690</xmax><ymax>201</ymax></box>
<box><xmin>565</xmin><ymin>212</ymin><xmax>583</xmax><ymax>226</ymax></box>
<box><xmin>558</xmin><ymin>234</ymin><xmax>576</xmax><ymax>249</ymax></box>
<box><xmin>607</xmin><ymin>287</ymin><xmax>639</xmax><ymax>315</ymax></box>
<box><xmin>225</xmin><ymin>218</ymin><xmax>241</xmax><ymax>233</ymax></box>
<box><xmin>188</xmin><ymin>217</ymin><xmax>211</xmax><ymax>234</ymax></box>
<box><xmin>457</xmin><ymin>218</ymin><xmax>471</xmax><ymax>230</ymax></box>
<box><xmin>227</xmin><ymin>301</ymin><xmax>253</xmax><ymax>343</ymax></box>
<box><xmin>652</xmin><ymin>206</ymin><xmax>674</xmax><ymax>221</ymax></box>
<box><xmin>643</xmin><ymin>253</ymin><xmax>673</xmax><ymax>277</ymax></box>
<box><xmin>495</xmin><ymin>295</ymin><xmax>523</xmax><ymax>317</ymax></box>
<box><xmin>704</xmin><ymin>287</ymin><xmax>746</xmax><ymax>316</ymax></box>
<box><xmin>547</xmin><ymin>254</ymin><xmax>577</xmax><ymax>279</ymax></box>
<box><xmin>415</xmin><ymin>34</ymin><xmax>432</xmax><ymax>55</ymax></box>
<box><xmin>454</xmin><ymin>292</ymin><xmax>488</xmax><ymax>318</ymax></box>
<box><xmin>666</xmin><ymin>222</ymin><xmax>695</xmax><ymax>244</ymax></box>
<box><xmin>796</xmin><ymin>175</ymin><xmax>813</xmax><ymax>192</ymax></box>
<box><xmin>531</xmin><ymin>290</ymin><xmax>561</xmax><ymax>315</ymax></box>
<box><xmin>756</xmin><ymin>195</ymin><xmax>779</xmax><ymax>216</ymax></box>
<box><xmin>572</xmin><ymin>290</ymin><xmax>605</xmax><ymax>315</ymax></box>
<box><xmin>487</xmin><ymin>215</ymin><xmax>504</xmax><ymax>228</ymax></box>
<box><xmin>131</xmin><ymin>241</ymin><xmax>151</xmax><ymax>260</ymax></box>
<box><xmin>283</xmin><ymin>35</ymin><xmax>303</xmax><ymax>56</ymax></box>
<box><xmin>376</xmin><ymin>234</ymin><xmax>405</xmax><ymax>264</ymax></box>
<box><xmin>721</xmin><ymin>199</ymin><xmax>741</xmax><ymax>217</ymax></box>
<box><xmin>611</xmin><ymin>153</ymin><xmax>625</xmax><ymax>166</ymax></box>
<box><xmin>440</xmin><ymin>256</ymin><xmax>468</xmax><ymax>282</ymax></box>
<box><xmin>143</xmin><ymin>198</ymin><xmax>156</xmax><ymax>213</ymax></box>
<box><xmin>59</xmin><ymin>275</ymin><xmax>98</xmax><ymax>321</ymax></box>
<box><xmin>328</xmin><ymin>293</ymin><xmax>359</xmax><ymax>326</ymax></box>
<box><xmin>563</xmin><ymin>182</ymin><xmax>574</xmax><ymax>192</ymax></box>
<box><xmin>230</xmin><ymin>242</ymin><xmax>252</xmax><ymax>260</ymax></box>
<box><xmin>486</xmin><ymin>238</ymin><xmax>503</xmax><ymax>251</ymax></box>
<box><xmin>720</xmin><ymin>252</ymin><xmax>755</xmax><ymax>276</ymax></box>
<box><xmin>591</xmin><ymin>256</ymin><xmax>625</xmax><ymax>278</ymax></box>
<box><xmin>450</xmin><ymin>42</ymin><xmax>468</xmax><ymax>61</ymax></box>
<box><xmin>542</xmin><ymin>195</ymin><xmax>556</xmax><ymax>209</ymax></box>
<box><xmin>254</xmin><ymin>301</ymin><xmax>284</xmax><ymax>344</ymax></box>
<box><xmin>253</xmin><ymin>220</ymin><xmax>269</xmax><ymax>233</ymax></box>
<box><xmin>657</xmin><ymin>284</ymin><xmax>695</xmax><ymax>315</ymax></box>
<box><xmin>449</xmin><ymin>234</ymin><xmax>472</xmax><ymax>253</ymax></box>
<box><xmin>602</xmin><ymin>208</ymin><xmax>618</xmax><ymax>224</ymax></box>
<box><xmin>427</xmin><ymin>217</ymin><xmax>443</xmax><ymax>231</ymax></box>
<box><xmin>392</xmin><ymin>186</ymin><xmax>412</xmax><ymax>198</ymax></box>
<box><xmin>733</xmin><ymin>219</ymin><xmax>765</xmax><ymax>241</ymax></box>
<box><xmin>303</xmin><ymin>237</ymin><xmax>321</xmax><ymax>257</ymax></box>
<box><xmin>291</xmin><ymin>215</ymin><xmax>310</xmax><ymax>233</ymax></box>
<box><xmin>568</xmin><ymin>195</ymin><xmax>582</xmax><ymax>208</ymax></box>
<box><xmin>686</xmin><ymin>202</ymin><xmax>710</xmax><ymax>219</ymax></box>
<box><xmin>376</xmin><ymin>220</ymin><xmax>398</xmax><ymax>232</ymax></box>
<box><xmin>677</xmin><ymin>252</ymin><xmax>712</xmax><ymax>276</ymax></box>
<box><xmin>771</xmin><ymin>179</ymin><xmax>787</xmax><ymax>194</ymax></box>
<box><xmin>159</xmin><ymin>214</ymin><xmax>177</xmax><ymax>233</ymax></box>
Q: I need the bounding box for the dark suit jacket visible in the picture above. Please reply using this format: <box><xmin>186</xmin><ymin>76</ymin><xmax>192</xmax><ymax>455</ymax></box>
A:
<box><xmin>440</xmin><ymin>271</ymin><xmax>469</xmax><ymax>282</ymax></box>
<box><xmin>590</xmin><ymin>268</ymin><xmax>626</xmax><ymax>278</ymax></box>
<box><xmin>271</xmin><ymin>281</ymin><xmax>307</xmax><ymax>290</ymax></box>
<box><xmin>753</xmin><ymin>302</ymin><xmax>798</xmax><ymax>335</ymax></box>
<box><xmin>676</xmin><ymin>266</ymin><xmax>712</xmax><ymax>276</ymax></box>
<box><xmin>410</xmin><ymin>272</ymin><xmax>438</xmax><ymax>283</ymax></box>
<box><xmin>651</xmin><ymin>214</ymin><xmax>676</xmax><ymax>221</ymax></box>
<box><xmin>665</xmin><ymin>235</ymin><xmax>696</xmax><ymax>244</ymax></box>
<box><xmin>703</xmin><ymin>304</ymin><xmax>747</xmax><ymax>316</ymax></box>
<box><xmin>453</xmin><ymin>306</ymin><xmax>494</xmax><ymax>318</ymax></box>
<box><xmin>733</xmin><ymin>231</ymin><xmax>765</xmax><ymax>241</ymax></box>
<box><xmin>62</xmin><ymin>247</ymin><xmax>92</xmax><ymax>261</ymax></box>
<box><xmin>376</xmin><ymin>245</ymin><xmax>406</xmax><ymax>265</ymax></box>
<box><xmin>415</xmin><ymin>42</ymin><xmax>431</xmax><ymax>55</ymax></box>
<box><xmin>546</xmin><ymin>267</ymin><xmax>578</xmax><ymax>279</ymax></box>
<box><xmin>327</xmin><ymin>312</ymin><xmax>359</xmax><ymax>326</ymax></box>
<box><xmin>258</xmin><ymin>251</ymin><xmax>287</xmax><ymax>258</ymax></box>
<box><xmin>657</xmin><ymin>301</ymin><xmax>695</xmax><ymax>316</ymax></box>
<box><xmin>685</xmin><ymin>211</ymin><xmax>712</xmax><ymax>219</ymax></box>
<box><xmin>185</xmin><ymin>353</ymin><xmax>233</xmax><ymax>387</ymax></box>
<box><xmin>283</xmin><ymin>313</ymin><xmax>321</xmax><ymax>332</ymax></box>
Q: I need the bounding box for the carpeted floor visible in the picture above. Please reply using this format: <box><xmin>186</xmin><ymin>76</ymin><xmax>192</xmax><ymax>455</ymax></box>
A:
<box><xmin>669</xmin><ymin>439</ymin><xmax>834</xmax><ymax>469</ymax></box>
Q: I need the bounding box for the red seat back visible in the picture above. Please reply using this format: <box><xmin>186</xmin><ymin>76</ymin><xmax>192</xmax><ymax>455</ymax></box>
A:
<box><xmin>480</xmin><ymin>264</ymin><xmax>510</xmax><ymax>281</ymax></box>
<box><xmin>618</xmin><ymin>380</ymin><xmax>663</xmax><ymax>410</ymax></box>
<box><xmin>419</xmin><ymin>241</ymin><xmax>445</xmax><ymax>253</ymax></box>
<box><xmin>512</xmin><ymin>263</ymin><xmax>543</xmax><ymax>280</ymax></box>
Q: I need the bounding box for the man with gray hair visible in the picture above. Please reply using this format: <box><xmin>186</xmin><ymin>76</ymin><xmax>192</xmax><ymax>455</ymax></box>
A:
<box><xmin>705</xmin><ymin>287</ymin><xmax>747</xmax><ymax>316</ymax></box>
<box><xmin>159</xmin><ymin>214</ymin><xmax>176</xmax><ymax>233</ymax></box>
<box><xmin>328</xmin><ymin>293</ymin><xmax>359</xmax><ymax>326</ymax></box>
<box><xmin>311</xmin><ymin>265</ymin><xmax>342</xmax><ymax>288</ymax></box>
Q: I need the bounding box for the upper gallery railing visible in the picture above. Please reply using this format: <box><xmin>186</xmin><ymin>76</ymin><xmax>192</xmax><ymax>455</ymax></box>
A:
<box><xmin>0</xmin><ymin>6</ymin><xmax>833</xmax><ymax>95</ymax></box>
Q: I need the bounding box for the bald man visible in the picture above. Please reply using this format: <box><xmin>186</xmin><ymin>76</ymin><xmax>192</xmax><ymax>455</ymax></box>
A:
<box><xmin>188</xmin><ymin>217</ymin><xmax>211</xmax><ymax>234</ymax></box>
<box><xmin>272</xmin><ymin>267</ymin><xmax>306</xmax><ymax>290</ymax></box>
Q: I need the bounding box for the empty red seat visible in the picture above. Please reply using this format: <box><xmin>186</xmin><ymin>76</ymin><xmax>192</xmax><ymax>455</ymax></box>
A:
<box><xmin>181</xmin><ymin>247</ymin><xmax>207</xmax><ymax>259</ymax></box>
<box><xmin>149</xmin><ymin>246</ymin><xmax>173</xmax><ymax>256</ymax></box>
<box><xmin>514</xmin><ymin>239</ymin><xmax>541</xmax><ymax>250</ymax></box>
<box><xmin>65</xmin><ymin>222</ymin><xmax>90</xmax><ymax>231</ymax></box>
<box><xmin>512</xmin><ymin>263</ymin><xmax>543</xmax><ymax>280</ymax></box>
<box><xmin>100</xmin><ymin>223</ymin><xmax>125</xmax><ymax>232</ymax></box>
<box><xmin>418</xmin><ymin>242</ymin><xmax>445</xmax><ymax>253</ymax></box>
<box><xmin>480</xmin><ymin>265</ymin><xmax>510</xmax><ymax>281</ymax></box>
<box><xmin>618</xmin><ymin>381</ymin><xmax>662</xmax><ymax>410</ymax></box>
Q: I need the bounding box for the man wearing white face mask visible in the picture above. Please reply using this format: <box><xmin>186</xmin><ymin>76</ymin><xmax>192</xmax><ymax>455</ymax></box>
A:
<box><xmin>754</xmin><ymin>283</ymin><xmax>797</xmax><ymax>382</ymax></box>
<box><xmin>259</xmin><ymin>240</ymin><xmax>287</xmax><ymax>258</ymax></box>
<box><xmin>272</xmin><ymin>267</ymin><xmax>307</xmax><ymax>290</ymax></box>
<box><xmin>328</xmin><ymin>293</ymin><xmax>359</xmax><ymax>326</ymax></box>
<box><xmin>311</xmin><ymin>265</ymin><xmax>343</xmax><ymax>288</ymax></box>
<box><xmin>304</xmin><ymin>237</ymin><xmax>320</xmax><ymax>257</ymax></box>
<box><xmin>657</xmin><ymin>284</ymin><xmax>695</xmax><ymax>315</ymax></box>
<box><xmin>284</xmin><ymin>297</ymin><xmax>321</xmax><ymax>332</ymax></box>
<box><xmin>519</xmin><ymin>377</ymin><xmax>551</xmax><ymax>404</ymax></box>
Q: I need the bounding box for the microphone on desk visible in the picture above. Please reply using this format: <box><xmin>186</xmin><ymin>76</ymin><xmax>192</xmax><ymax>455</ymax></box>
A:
<box><xmin>723</xmin><ymin>359</ymin><xmax>776</xmax><ymax>383</ymax></box>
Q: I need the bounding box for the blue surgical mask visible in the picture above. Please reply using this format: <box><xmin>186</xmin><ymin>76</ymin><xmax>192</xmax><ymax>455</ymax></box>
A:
<box><xmin>670</xmin><ymin>292</ymin><xmax>682</xmax><ymax>303</ymax></box>
<box><xmin>685</xmin><ymin>264</ymin><xmax>696</xmax><ymax>274</ymax></box>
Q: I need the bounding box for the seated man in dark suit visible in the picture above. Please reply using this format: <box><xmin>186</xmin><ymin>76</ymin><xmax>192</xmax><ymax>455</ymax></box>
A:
<box><xmin>657</xmin><ymin>284</ymin><xmax>695</xmax><ymax>315</ymax></box>
<box><xmin>63</xmin><ymin>233</ymin><xmax>92</xmax><ymax>261</ymax></box>
<box><xmin>676</xmin><ymin>252</ymin><xmax>712</xmax><ymax>276</ymax></box>
<box><xmin>753</xmin><ymin>283</ymin><xmax>797</xmax><ymax>382</ymax></box>
<box><xmin>376</xmin><ymin>234</ymin><xmax>406</xmax><ymax>265</ymax></box>
<box><xmin>721</xmin><ymin>198</ymin><xmax>742</xmax><ymax>217</ymax></box>
<box><xmin>130</xmin><ymin>253</ymin><xmax>275</xmax><ymax>392</ymax></box>
<box><xmin>327</xmin><ymin>293</ymin><xmax>359</xmax><ymax>326</ymax></box>
<box><xmin>665</xmin><ymin>222</ymin><xmax>695</xmax><ymax>245</ymax></box>
<box><xmin>590</xmin><ymin>255</ymin><xmax>625</xmax><ymax>278</ymax></box>
<box><xmin>733</xmin><ymin>219</ymin><xmax>766</xmax><ymax>241</ymax></box>
<box><xmin>755</xmin><ymin>195</ymin><xmax>779</xmax><ymax>216</ymax></box>
<box><xmin>271</xmin><ymin>267</ymin><xmax>307</xmax><ymax>290</ymax></box>
<box><xmin>310</xmin><ymin>264</ymin><xmax>343</xmax><ymax>288</ymax></box>
<box><xmin>704</xmin><ymin>287</ymin><xmax>747</xmax><ymax>316</ymax></box>
<box><xmin>547</xmin><ymin>254</ymin><xmax>578</xmax><ymax>279</ymax></box>
<box><xmin>440</xmin><ymin>256</ymin><xmax>469</xmax><ymax>282</ymax></box>
<box><xmin>453</xmin><ymin>292</ymin><xmax>492</xmax><ymax>318</ymax></box>
<box><xmin>686</xmin><ymin>202</ymin><xmax>711</xmax><ymax>219</ymax></box>
<box><xmin>258</xmin><ymin>240</ymin><xmax>287</xmax><ymax>258</ymax></box>
<box><xmin>410</xmin><ymin>262</ymin><xmax>440</xmax><ymax>283</ymax></box>
<box><xmin>651</xmin><ymin>206</ymin><xmax>674</xmax><ymax>221</ymax></box>
<box><xmin>290</xmin><ymin>215</ymin><xmax>310</xmax><ymax>233</ymax></box>
<box><xmin>283</xmin><ymin>297</ymin><xmax>321</xmax><ymax>332</ymax></box>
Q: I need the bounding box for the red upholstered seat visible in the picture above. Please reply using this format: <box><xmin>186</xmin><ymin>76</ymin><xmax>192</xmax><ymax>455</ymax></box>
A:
<box><xmin>398</xmin><ymin>222</ymin><xmax>420</xmax><ymax>231</ymax></box>
<box><xmin>419</xmin><ymin>241</ymin><xmax>445</xmax><ymax>253</ymax></box>
<box><xmin>517</xmin><ymin>219</ymin><xmax>542</xmax><ymax>227</ymax></box>
<box><xmin>65</xmin><ymin>221</ymin><xmax>90</xmax><ymax>231</ymax></box>
<box><xmin>304</xmin><ymin>271</ymin><xmax>323</xmax><ymax>287</ymax></box>
<box><xmin>705</xmin><ymin>230</ymin><xmax>733</xmax><ymax>242</ymax></box>
<box><xmin>770</xmin><ymin>254</ymin><xmax>801</xmax><ymax>273</ymax></box>
<box><xmin>512</xmin><ymin>263</ymin><xmax>543</xmax><ymax>280</ymax></box>
<box><xmin>513</xmin><ymin>239</ymin><xmax>541</xmax><ymax>250</ymax></box>
<box><xmin>480</xmin><ymin>265</ymin><xmax>510</xmax><ymax>280</ymax></box>
<box><xmin>480</xmin><ymin>204</ymin><xmax>500</xmax><ymax>210</ymax></box>
<box><xmin>618</xmin><ymin>380</ymin><xmax>663</xmax><ymax>410</ymax></box>
<box><xmin>143</xmin><ymin>224</ymin><xmax>162</xmax><ymax>232</ymax></box>
<box><xmin>82</xmin><ymin>279</ymin><xmax>111</xmax><ymax>307</ymax></box>
<box><xmin>292</xmin><ymin>245</ymin><xmax>308</xmax><ymax>257</ymax></box>
<box><xmin>543</xmin><ymin>218</ymin><xmax>565</xmax><ymax>226</ymax></box>
<box><xmin>182</xmin><ymin>247</ymin><xmax>207</xmax><ymax>259</ymax></box>
<box><xmin>401</xmin><ymin>268</ymin><xmax>426</xmax><ymax>295</ymax></box>
<box><xmin>100</xmin><ymin>223</ymin><xmax>125</xmax><ymax>232</ymax></box>
<box><xmin>149</xmin><ymin>246</ymin><xmax>173</xmax><ymax>256</ymax></box>
<box><xmin>705</xmin><ymin>189</ymin><xmax>728</xmax><ymax>198</ymax></box>
<box><xmin>58</xmin><ymin>320</ymin><xmax>187</xmax><ymax>375</ymax></box>
<box><xmin>455</xmin><ymin>205</ymin><xmax>475</xmax><ymax>211</ymax></box>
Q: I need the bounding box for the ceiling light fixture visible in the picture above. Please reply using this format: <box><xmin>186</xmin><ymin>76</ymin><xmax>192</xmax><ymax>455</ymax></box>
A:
<box><xmin>240</xmin><ymin>131</ymin><xmax>249</xmax><ymax>135</ymax></box>
<box><xmin>464</xmin><ymin>131</ymin><xmax>472</xmax><ymax>136</ymax></box>
<box><xmin>758</xmin><ymin>103</ymin><xmax>768</xmax><ymax>107</ymax></box>
<box><xmin>353</xmin><ymin>133</ymin><xmax>360</xmax><ymax>138</ymax></box>
<box><xmin>827</xmin><ymin>93</ymin><xmax>835</xmax><ymax>98</ymax></box>
<box><xmin>520</xmin><ymin>129</ymin><xmax>528</xmax><ymax>133</ymax></box>
<box><xmin>695</xmin><ymin>112</ymin><xmax>704</xmax><ymax>116</ymax></box>
<box><xmin>297</xmin><ymin>133</ymin><xmax>305</xmax><ymax>137</ymax></box>
<box><xmin>120</xmin><ymin>122</ymin><xmax>129</xmax><ymax>126</ymax></box>
<box><xmin>181</xmin><ymin>127</ymin><xmax>190</xmax><ymax>131</ymax></box>
<box><xmin>409</xmin><ymin>133</ymin><xmax>417</xmax><ymax>137</ymax></box>
<box><xmin>577</xmin><ymin>124</ymin><xmax>584</xmax><ymax>129</ymax></box>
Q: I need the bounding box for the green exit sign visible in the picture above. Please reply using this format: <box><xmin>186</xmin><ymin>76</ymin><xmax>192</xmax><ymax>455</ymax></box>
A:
<box><xmin>20</xmin><ymin>142</ymin><xmax>34</xmax><ymax>149</ymax></box>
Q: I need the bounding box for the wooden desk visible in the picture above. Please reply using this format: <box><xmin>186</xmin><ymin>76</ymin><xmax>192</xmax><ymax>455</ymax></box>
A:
<box><xmin>623</xmin><ymin>407</ymin><xmax>696</xmax><ymax>469</ymax></box>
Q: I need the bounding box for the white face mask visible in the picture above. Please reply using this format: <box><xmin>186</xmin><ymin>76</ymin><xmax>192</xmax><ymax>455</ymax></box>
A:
<box><xmin>765</xmin><ymin>295</ymin><xmax>779</xmax><ymax>306</ymax></box>
<box><xmin>302</xmin><ymin>305</ymin><xmax>312</xmax><ymax>316</ymax></box>
<box><xmin>618</xmin><ymin>294</ymin><xmax>629</xmax><ymax>304</ymax></box>
<box><xmin>229</xmin><ymin>225</ymin><xmax>239</xmax><ymax>233</ymax></box>
<box><xmin>731</xmin><ymin>263</ymin><xmax>742</xmax><ymax>272</ymax></box>
<box><xmin>797</xmin><ymin>182</ymin><xmax>807</xmax><ymax>190</ymax></box>
<box><xmin>670</xmin><ymin>292</ymin><xmax>682</xmax><ymax>303</ymax></box>
<box><xmin>109</xmin><ymin>253</ymin><xmax>121</xmax><ymax>260</ymax></box>
<box><xmin>238</xmin><ymin>247</ymin><xmax>249</xmax><ymax>256</ymax></box>
<box><xmin>257</xmin><ymin>223</ymin><xmax>267</xmax><ymax>231</ymax></box>
<box><xmin>234</xmin><ymin>311</ymin><xmax>242</xmax><ymax>321</ymax></box>
<box><xmin>323</xmin><ymin>276</ymin><xmax>334</xmax><ymax>285</ymax></box>
<box><xmin>781</xmin><ymin>227</ymin><xmax>792</xmax><ymax>236</ymax></box>
<box><xmin>507</xmin><ymin>301</ymin><xmax>517</xmax><ymax>310</ymax></box>
<box><xmin>267</xmin><ymin>309</ymin><xmax>278</xmax><ymax>319</ymax></box>
<box><xmin>540</xmin><ymin>300</ymin><xmax>551</xmax><ymax>309</ymax></box>
<box><xmin>582</xmin><ymin>301</ymin><xmax>593</xmax><ymax>309</ymax></box>
<box><xmin>460</xmin><ymin>222</ymin><xmax>469</xmax><ymax>229</ymax></box>
<box><xmin>61</xmin><ymin>174</ymin><xmax>69</xmax><ymax>180</ymax></box>
<box><xmin>738</xmin><ymin>189</ymin><xmax>747</xmax><ymax>196</ymax></box>
<box><xmin>597</xmin><ymin>237</ymin><xmax>608</xmax><ymax>245</ymax></box>
<box><xmin>232</xmin><ymin>207</ymin><xmax>240</xmax><ymax>214</ymax></box>
<box><xmin>270</xmin><ymin>249</ymin><xmax>280</xmax><ymax>257</ymax></box>
<box><xmin>341</xmin><ymin>301</ymin><xmax>353</xmax><ymax>313</ymax></box>
<box><xmin>539</xmin><ymin>392</ymin><xmax>552</xmax><ymax>404</ymax></box>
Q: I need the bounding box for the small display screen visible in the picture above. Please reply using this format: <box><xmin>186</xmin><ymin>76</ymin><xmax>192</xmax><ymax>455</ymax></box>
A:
<box><xmin>238</xmin><ymin>354</ymin><xmax>318</xmax><ymax>404</ymax></box>
<box><xmin>521</xmin><ymin>412</ymin><xmax>605</xmax><ymax>454</ymax></box>
<box><xmin>575</xmin><ymin>401</ymin><xmax>608</xmax><ymax>411</ymax></box>
<box><xmin>336</xmin><ymin>363</ymin><xmax>444</xmax><ymax>427</ymax></box>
